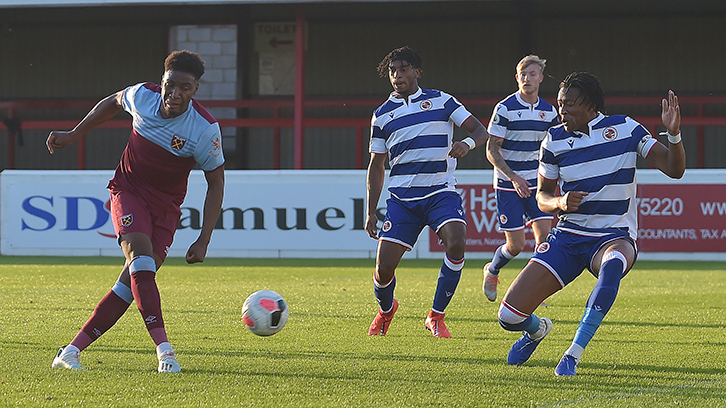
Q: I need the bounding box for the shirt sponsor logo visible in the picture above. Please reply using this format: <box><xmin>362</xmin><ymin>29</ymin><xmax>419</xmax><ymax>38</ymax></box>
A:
<box><xmin>210</xmin><ymin>137</ymin><xmax>221</xmax><ymax>158</ymax></box>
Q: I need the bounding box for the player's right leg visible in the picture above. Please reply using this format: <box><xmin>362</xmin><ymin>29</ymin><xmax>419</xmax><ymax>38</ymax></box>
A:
<box><xmin>499</xmin><ymin>261</ymin><xmax>561</xmax><ymax>365</ymax></box>
<box><xmin>52</xmin><ymin>262</ymin><xmax>134</xmax><ymax>370</ymax></box>
<box><xmin>484</xmin><ymin>230</ymin><xmax>524</xmax><ymax>302</ymax></box>
<box><xmin>484</xmin><ymin>190</ymin><xmax>527</xmax><ymax>301</ymax></box>
<box><xmin>369</xmin><ymin>240</ymin><xmax>406</xmax><ymax>336</ymax></box>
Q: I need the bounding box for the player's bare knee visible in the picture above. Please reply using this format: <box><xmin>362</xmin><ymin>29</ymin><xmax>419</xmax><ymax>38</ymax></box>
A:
<box><xmin>374</xmin><ymin>264</ymin><xmax>395</xmax><ymax>283</ymax></box>
<box><xmin>443</xmin><ymin>237</ymin><xmax>466</xmax><ymax>259</ymax></box>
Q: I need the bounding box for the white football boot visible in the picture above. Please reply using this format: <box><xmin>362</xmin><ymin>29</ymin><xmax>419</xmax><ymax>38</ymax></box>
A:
<box><xmin>52</xmin><ymin>346</ymin><xmax>85</xmax><ymax>370</ymax></box>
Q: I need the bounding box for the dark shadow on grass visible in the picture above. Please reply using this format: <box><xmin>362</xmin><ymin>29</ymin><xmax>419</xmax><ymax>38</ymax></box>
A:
<box><xmin>507</xmin><ymin>358</ymin><xmax>726</xmax><ymax>376</ymax></box>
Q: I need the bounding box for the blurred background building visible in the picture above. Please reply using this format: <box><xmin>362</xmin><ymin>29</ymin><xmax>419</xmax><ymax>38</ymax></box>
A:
<box><xmin>1</xmin><ymin>0</ymin><xmax>725</xmax><ymax>171</ymax></box>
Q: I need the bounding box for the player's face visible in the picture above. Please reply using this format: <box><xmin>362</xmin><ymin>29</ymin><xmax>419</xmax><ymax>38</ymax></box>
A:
<box><xmin>516</xmin><ymin>63</ymin><xmax>543</xmax><ymax>96</ymax></box>
<box><xmin>557</xmin><ymin>87</ymin><xmax>597</xmax><ymax>134</ymax></box>
<box><xmin>160</xmin><ymin>70</ymin><xmax>199</xmax><ymax>119</ymax></box>
<box><xmin>388</xmin><ymin>60</ymin><xmax>420</xmax><ymax>98</ymax></box>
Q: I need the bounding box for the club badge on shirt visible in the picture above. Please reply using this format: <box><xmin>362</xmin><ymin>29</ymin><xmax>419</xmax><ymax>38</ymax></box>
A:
<box><xmin>603</xmin><ymin>127</ymin><xmax>618</xmax><ymax>141</ymax></box>
<box><xmin>121</xmin><ymin>213</ymin><xmax>134</xmax><ymax>227</ymax></box>
<box><xmin>171</xmin><ymin>135</ymin><xmax>187</xmax><ymax>151</ymax></box>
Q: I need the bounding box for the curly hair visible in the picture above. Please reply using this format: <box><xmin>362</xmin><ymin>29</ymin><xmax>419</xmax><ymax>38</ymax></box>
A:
<box><xmin>376</xmin><ymin>46</ymin><xmax>422</xmax><ymax>78</ymax></box>
<box><xmin>560</xmin><ymin>72</ymin><xmax>606</xmax><ymax>114</ymax></box>
<box><xmin>164</xmin><ymin>50</ymin><xmax>205</xmax><ymax>81</ymax></box>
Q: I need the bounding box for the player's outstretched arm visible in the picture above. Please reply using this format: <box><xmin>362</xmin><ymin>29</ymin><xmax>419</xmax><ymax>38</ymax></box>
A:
<box><xmin>46</xmin><ymin>92</ymin><xmax>124</xmax><ymax>154</ymax></box>
<box><xmin>186</xmin><ymin>165</ymin><xmax>225</xmax><ymax>264</ymax></box>
<box><xmin>646</xmin><ymin>90</ymin><xmax>686</xmax><ymax>179</ymax></box>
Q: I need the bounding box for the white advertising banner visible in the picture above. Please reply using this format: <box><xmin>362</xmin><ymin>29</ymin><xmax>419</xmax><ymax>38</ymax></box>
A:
<box><xmin>1</xmin><ymin>169</ymin><xmax>724</xmax><ymax>260</ymax></box>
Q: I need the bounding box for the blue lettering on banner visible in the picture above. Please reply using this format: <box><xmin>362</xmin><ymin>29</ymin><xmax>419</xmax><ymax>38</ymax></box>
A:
<box><xmin>21</xmin><ymin>196</ymin><xmax>109</xmax><ymax>232</ymax></box>
<box><xmin>63</xmin><ymin>197</ymin><xmax>109</xmax><ymax>231</ymax></box>
<box><xmin>21</xmin><ymin>196</ymin><xmax>56</xmax><ymax>231</ymax></box>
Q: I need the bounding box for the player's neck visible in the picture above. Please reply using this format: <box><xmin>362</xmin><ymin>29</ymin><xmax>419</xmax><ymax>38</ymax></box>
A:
<box><xmin>519</xmin><ymin>91</ymin><xmax>539</xmax><ymax>105</ymax></box>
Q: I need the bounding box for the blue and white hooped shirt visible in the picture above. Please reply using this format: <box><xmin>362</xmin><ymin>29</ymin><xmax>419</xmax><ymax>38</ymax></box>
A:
<box><xmin>488</xmin><ymin>92</ymin><xmax>559</xmax><ymax>191</ymax></box>
<box><xmin>370</xmin><ymin>88</ymin><xmax>472</xmax><ymax>201</ymax></box>
<box><xmin>539</xmin><ymin>113</ymin><xmax>658</xmax><ymax>240</ymax></box>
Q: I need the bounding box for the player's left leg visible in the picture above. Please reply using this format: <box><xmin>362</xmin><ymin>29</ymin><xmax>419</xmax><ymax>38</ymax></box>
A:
<box><xmin>121</xmin><ymin>232</ymin><xmax>179</xmax><ymax>373</ymax></box>
<box><xmin>556</xmin><ymin>238</ymin><xmax>636</xmax><ymax>376</ymax></box>
<box><xmin>427</xmin><ymin>219</ymin><xmax>466</xmax><ymax>338</ymax></box>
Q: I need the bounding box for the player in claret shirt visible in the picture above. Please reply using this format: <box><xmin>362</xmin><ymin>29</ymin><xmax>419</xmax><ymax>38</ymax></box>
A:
<box><xmin>365</xmin><ymin>46</ymin><xmax>488</xmax><ymax>338</ymax></box>
<box><xmin>498</xmin><ymin>72</ymin><xmax>685</xmax><ymax>376</ymax></box>
<box><xmin>47</xmin><ymin>50</ymin><xmax>225</xmax><ymax>373</ymax></box>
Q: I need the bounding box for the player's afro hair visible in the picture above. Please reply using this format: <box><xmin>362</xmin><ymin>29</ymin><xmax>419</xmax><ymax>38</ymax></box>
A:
<box><xmin>560</xmin><ymin>72</ymin><xmax>606</xmax><ymax>114</ymax></box>
<box><xmin>377</xmin><ymin>46</ymin><xmax>422</xmax><ymax>78</ymax></box>
<box><xmin>164</xmin><ymin>50</ymin><xmax>205</xmax><ymax>81</ymax></box>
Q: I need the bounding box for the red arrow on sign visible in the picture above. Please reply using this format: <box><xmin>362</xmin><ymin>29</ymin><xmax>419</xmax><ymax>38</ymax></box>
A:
<box><xmin>270</xmin><ymin>38</ymin><xmax>293</xmax><ymax>48</ymax></box>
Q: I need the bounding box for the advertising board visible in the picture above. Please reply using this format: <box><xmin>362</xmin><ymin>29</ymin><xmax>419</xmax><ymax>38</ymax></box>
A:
<box><xmin>1</xmin><ymin>169</ymin><xmax>723</xmax><ymax>260</ymax></box>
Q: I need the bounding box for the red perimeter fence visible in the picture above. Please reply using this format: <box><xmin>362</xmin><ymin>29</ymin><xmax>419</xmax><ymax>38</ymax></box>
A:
<box><xmin>1</xmin><ymin>95</ymin><xmax>725</xmax><ymax>170</ymax></box>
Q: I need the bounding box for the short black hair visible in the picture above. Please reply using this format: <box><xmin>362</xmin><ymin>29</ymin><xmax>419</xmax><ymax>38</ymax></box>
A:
<box><xmin>560</xmin><ymin>72</ymin><xmax>606</xmax><ymax>114</ymax></box>
<box><xmin>164</xmin><ymin>50</ymin><xmax>205</xmax><ymax>81</ymax></box>
<box><xmin>377</xmin><ymin>46</ymin><xmax>422</xmax><ymax>78</ymax></box>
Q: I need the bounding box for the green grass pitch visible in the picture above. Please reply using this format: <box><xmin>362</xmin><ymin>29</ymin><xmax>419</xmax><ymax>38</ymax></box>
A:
<box><xmin>1</xmin><ymin>256</ymin><xmax>724</xmax><ymax>407</ymax></box>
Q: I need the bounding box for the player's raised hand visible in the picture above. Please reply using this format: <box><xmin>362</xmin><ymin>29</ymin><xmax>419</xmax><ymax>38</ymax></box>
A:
<box><xmin>661</xmin><ymin>90</ymin><xmax>681</xmax><ymax>136</ymax></box>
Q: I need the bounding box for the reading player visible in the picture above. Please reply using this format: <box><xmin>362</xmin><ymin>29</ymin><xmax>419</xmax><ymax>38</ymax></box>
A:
<box><xmin>365</xmin><ymin>46</ymin><xmax>488</xmax><ymax>338</ymax></box>
<box><xmin>498</xmin><ymin>72</ymin><xmax>685</xmax><ymax>376</ymax></box>
<box><xmin>482</xmin><ymin>55</ymin><xmax>559</xmax><ymax>302</ymax></box>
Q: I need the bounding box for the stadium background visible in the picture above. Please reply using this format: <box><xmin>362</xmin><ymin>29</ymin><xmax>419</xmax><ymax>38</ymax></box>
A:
<box><xmin>0</xmin><ymin>0</ymin><xmax>725</xmax><ymax>172</ymax></box>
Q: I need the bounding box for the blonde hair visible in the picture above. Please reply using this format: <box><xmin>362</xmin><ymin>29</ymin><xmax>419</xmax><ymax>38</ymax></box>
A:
<box><xmin>516</xmin><ymin>54</ymin><xmax>546</xmax><ymax>74</ymax></box>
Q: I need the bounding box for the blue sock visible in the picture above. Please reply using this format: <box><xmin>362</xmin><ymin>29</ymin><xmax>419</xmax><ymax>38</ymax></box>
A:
<box><xmin>489</xmin><ymin>245</ymin><xmax>513</xmax><ymax>275</ymax></box>
<box><xmin>571</xmin><ymin>252</ymin><xmax>626</xmax><ymax>351</ymax></box>
<box><xmin>432</xmin><ymin>255</ymin><xmax>464</xmax><ymax>313</ymax></box>
<box><xmin>374</xmin><ymin>276</ymin><xmax>396</xmax><ymax>313</ymax></box>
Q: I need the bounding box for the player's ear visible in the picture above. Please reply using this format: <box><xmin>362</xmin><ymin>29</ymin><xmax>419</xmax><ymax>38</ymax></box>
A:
<box><xmin>414</xmin><ymin>68</ymin><xmax>421</xmax><ymax>78</ymax></box>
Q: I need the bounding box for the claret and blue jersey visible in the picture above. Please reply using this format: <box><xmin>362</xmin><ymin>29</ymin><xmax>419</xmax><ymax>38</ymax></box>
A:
<box><xmin>369</xmin><ymin>88</ymin><xmax>472</xmax><ymax>201</ymax></box>
<box><xmin>539</xmin><ymin>113</ymin><xmax>658</xmax><ymax>239</ymax></box>
<box><xmin>111</xmin><ymin>82</ymin><xmax>225</xmax><ymax>206</ymax></box>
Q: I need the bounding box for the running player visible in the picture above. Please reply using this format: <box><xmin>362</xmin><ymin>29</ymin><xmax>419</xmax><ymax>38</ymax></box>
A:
<box><xmin>498</xmin><ymin>72</ymin><xmax>685</xmax><ymax>376</ymax></box>
<box><xmin>47</xmin><ymin>50</ymin><xmax>225</xmax><ymax>373</ymax></box>
<box><xmin>482</xmin><ymin>55</ymin><xmax>559</xmax><ymax>302</ymax></box>
<box><xmin>365</xmin><ymin>46</ymin><xmax>488</xmax><ymax>338</ymax></box>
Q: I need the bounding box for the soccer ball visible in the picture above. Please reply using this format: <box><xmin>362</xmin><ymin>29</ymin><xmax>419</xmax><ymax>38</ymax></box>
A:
<box><xmin>241</xmin><ymin>290</ymin><xmax>289</xmax><ymax>336</ymax></box>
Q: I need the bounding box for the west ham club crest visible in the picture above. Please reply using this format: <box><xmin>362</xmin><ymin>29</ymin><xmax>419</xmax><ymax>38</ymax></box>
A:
<box><xmin>171</xmin><ymin>135</ymin><xmax>186</xmax><ymax>151</ymax></box>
